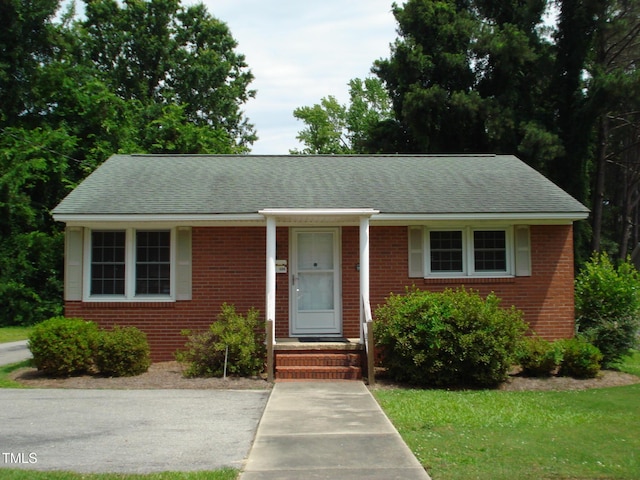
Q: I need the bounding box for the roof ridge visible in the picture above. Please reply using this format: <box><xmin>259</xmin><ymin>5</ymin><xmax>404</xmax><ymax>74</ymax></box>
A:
<box><xmin>127</xmin><ymin>153</ymin><xmax>500</xmax><ymax>158</ymax></box>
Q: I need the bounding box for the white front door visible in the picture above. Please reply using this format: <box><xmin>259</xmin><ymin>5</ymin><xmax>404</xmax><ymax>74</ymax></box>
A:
<box><xmin>290</xmin><ymin>228</ymin><xmax>341</xmax><ymax>336</ymax></box>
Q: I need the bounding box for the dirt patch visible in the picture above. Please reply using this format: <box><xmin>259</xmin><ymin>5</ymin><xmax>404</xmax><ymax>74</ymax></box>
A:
<box><xmin>10</xmin><ymin>361</ymin><xmax>272</xmax><ymax>390</ymax></box>
<box><xmin>9</xmin><ymin>362</ymin><xmax>639</xmax><ymax>391</ymax></box>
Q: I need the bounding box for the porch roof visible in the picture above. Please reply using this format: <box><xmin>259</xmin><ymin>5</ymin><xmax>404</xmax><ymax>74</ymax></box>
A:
<box><xmin>52</xmin><ymin>154</ymin><xmax>589</xmax><ymax>221</ymax></box>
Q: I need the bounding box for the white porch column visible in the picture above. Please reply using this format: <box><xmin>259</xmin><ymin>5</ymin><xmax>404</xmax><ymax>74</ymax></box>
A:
<box><xmin>359</xmin><ymin>215</ymin><xmax>371</xmax><ymax>342</ymax></box>
<box><xmin>266</xmin><ymin>216</ymin><xmax>277</xmax><ymax>339</ymax></box>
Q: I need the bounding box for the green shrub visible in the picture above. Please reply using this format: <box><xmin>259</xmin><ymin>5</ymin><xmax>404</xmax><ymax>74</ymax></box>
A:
<box><xmin>95</xmin><ymin>326</ymin><xmax>151</xmax><ymax>377</ymax></box>
<box><xmin>374</xmin><ymin>287</ymin><xmax>527</xmax><ymax>387</ymax></box>
<box><xmin>575</xmin><ymin>252</ymin><xmax>640</xmax><ymax>367</ymax></box>
<box><xmin>28</xmin><ymin>316</ymin><xmax>99</xmax><ymax>376</ymax></box>
<box><xmin>517</xmin><ymin>336</ymin><xmax>563</xmax><ymax>377</ymax></box>
<box><xmin>176</xmin><ymin>303</ymin><xmax>266</xmax><ymax>377</ymax></box>
<box><xmin>557</xmin><ymin>337</ymin><xmax>603</xmax><ymax>378</ymax></box>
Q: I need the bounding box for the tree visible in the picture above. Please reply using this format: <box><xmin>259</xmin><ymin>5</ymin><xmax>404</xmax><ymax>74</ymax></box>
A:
<box><xmin>374</xmin><ymin>0</ymin><xmax>485</xmax><ymax>153</ymax></box>
<box><xmin>0</xmin><ymin>0</ymin><xmax>258</xmax><ymax>326</ymax></box>
<box><xmin>0</xmin><ymin>0</ymin><xmax>60</xmax><ymax>125</ymax></box>
<box><xmin>588</xmin><ymin>0</ymin><xmax>640</xmax><ymax>256</ymax></box>
<box><xmin>80</xmin><ymin>0</ymin><xmax>257</xmax><ymax>150</ymax></box>
<box><xmin>547</xmin><ymin>0</ymin><xmax>604</xmax><ymax>205</ymax></box>
<box><xmin>373</xmin><ymin>0</ymin><xmax>560</xmax><ymax>165</ymax></box>
<box><xmin>292</xmin><ymin>77</ymin><xmax>392</xmax><ymax>154</ymax></box>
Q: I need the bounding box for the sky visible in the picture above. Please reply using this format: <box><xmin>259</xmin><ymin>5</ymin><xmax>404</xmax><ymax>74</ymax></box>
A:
<box><xmin>188</xmin><ymin>1</ymin><xmax>399</xmax><ymax>154</ymax></box>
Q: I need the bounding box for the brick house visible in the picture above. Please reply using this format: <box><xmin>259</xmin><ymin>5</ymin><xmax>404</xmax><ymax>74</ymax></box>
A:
<box><xmin>52</xmin><ymin>154</ymin><xmax>588</xmax><ymax>380</ymax></box>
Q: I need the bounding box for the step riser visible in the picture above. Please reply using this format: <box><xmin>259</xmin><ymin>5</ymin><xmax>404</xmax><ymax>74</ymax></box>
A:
<box><xmin>276</xmin><ymin>354</ymin><xmax>361</xmax><ymax>367</ymax></box>
<box><xmin>274</xmin><ymin>352</ymin><xmax>363</xmax><ymax>381</ymax></box>
<box><xmin>276</xmin><ymin>366</ymin><xmax>362</xmax><ymax>380</ymax></box>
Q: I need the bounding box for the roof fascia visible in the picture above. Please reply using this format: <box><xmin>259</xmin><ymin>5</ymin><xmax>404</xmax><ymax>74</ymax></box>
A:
<box><xmin>55</xmin><ymin>213</ymin><xmax>265</xmax><ymax>228</ymax></box>
<box><xmin>372</xmin><ymin>212</ymin><xmax>589</xmax><ymax>225</ymax></box>
<box><xmin>54</xmin><ymin>210</ymin><xmax>589</xmax><ymax>228</ymax></box>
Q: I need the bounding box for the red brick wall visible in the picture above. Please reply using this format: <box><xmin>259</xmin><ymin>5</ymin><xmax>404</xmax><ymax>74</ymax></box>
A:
<box><xmin>66</xmin><ymin>224</ymin><xmax>576</xmax><ymax>361</ymax></box>
<box><xmin>367</xmin><ymin>225</ymin><xmax>576</xmax><ymax>339</ymax></box>
<box><xmin>67</xmin><ymin>227</ymin><xmax>268</xmax><ymax>361</ymax></box>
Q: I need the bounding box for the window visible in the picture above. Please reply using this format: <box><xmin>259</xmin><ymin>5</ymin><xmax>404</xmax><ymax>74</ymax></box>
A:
<box><xmin>86</xmin><ymin>228</ymin><xmax>174</xmax><ymax>300</ymax></box>
<box><xmin>136</xmin><ymin>231</ymin><xmax>171</xmax><ymax>295</ymax></box>
<box><xmin>473</xmin><ymin>230</ymin><xmax>507</xmax><ymax>272</ymax></box>
<box><xmin>410</xmin><ymin>226</ymin><xmax>529</xmax><ymax>278</ymax></box>
<box><xmin>91</xmin><ymin>231</ymin><xmax>125</xmax><ymax>295</ymax></box>
<box><xmin>430</xmin><ymin>230</ymin><xmax>464</xmax><ymax>273</ymax></box>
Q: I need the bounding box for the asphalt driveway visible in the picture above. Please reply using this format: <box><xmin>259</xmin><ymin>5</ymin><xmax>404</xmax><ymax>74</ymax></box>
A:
<box><xmin>0</xmin><ymin>340</ymin><xmax>31</xmax><ymax>366</ymax></box>
<box><xmin>0</xmin><ymin>389</ymin><xmax>270</xmax><ymax>474</ymax></box>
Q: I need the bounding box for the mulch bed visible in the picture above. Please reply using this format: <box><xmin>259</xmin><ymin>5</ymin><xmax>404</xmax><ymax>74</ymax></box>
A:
<box><xmin>9</xmin><ymin>361</ymin><xmax>639</xmax><ymax>391</ymax></box>
<box><xmin>10</xmin><ymin>361</ymin><xmax>272</xmax><ymax>390</ymax></box>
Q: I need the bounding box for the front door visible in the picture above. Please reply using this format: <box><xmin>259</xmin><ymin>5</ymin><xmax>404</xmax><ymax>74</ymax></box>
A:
<box><xmin>290</xmin><ymin>228</ymin><xmax>341</xmax><ymax>336</ymax></box>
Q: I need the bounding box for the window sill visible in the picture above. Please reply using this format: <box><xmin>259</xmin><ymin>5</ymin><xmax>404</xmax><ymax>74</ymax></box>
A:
<box><xmin>423</xmin><ymin>276</ymin><xmax>515</xmax><ymax>285</ymax></box>
<box><xmin>82</xmin><ymin>297</ymin><xmax>176</xmax><ymax>308</ymax></box>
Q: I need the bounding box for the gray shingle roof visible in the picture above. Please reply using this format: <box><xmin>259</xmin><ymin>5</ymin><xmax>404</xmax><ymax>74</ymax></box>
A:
<box><xmin>52</xmin><ymin>154</ymin><xmax>589</xmax><ymax>217</ymax></box>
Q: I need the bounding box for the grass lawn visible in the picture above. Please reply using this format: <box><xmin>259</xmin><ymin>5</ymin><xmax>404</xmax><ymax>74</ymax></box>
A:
<box><xmin>0</xmin><ymin>469</ymin><xmax>239</xmax><ymax>480</ymax></box>
<box><xmin>374</xmin><ymin>352</ymin><xmax>640</xmax><ymax>480</ymax></box>
<box><xmin>0</xmin><ymin>326</ymin><xmax>32</xmax><ymax>343</ymax></box>
<box><xmin>0</xmin><ymin>360</ymin><xmax>31</xmax><ymax>388</ymax></box>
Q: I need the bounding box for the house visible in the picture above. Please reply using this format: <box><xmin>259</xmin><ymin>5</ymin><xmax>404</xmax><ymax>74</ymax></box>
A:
<box><xmin>52</xmin><ymin>154</ymin><xmax>589</xmax><ymax>380</ymax></box>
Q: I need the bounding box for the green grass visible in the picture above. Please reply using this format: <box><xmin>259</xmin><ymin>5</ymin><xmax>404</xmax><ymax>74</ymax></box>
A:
<box><xmin>374</xmin><ymin>353</ymin><xmax>640</xmax><ymax>480</ymax></box>
<box><xmin>0</xmin><ymin>361</ymin><xmax>32</xmax><ymax>388</ymax></box>
<box><xmin>0</xmin><ymin>326</ymin><xmax>32</xmax><ymax>343</ymax></box>
<box><xmin>0</xmin><ymin>469</ymin><xmax>239</xmax><ymax>479</ymax></box>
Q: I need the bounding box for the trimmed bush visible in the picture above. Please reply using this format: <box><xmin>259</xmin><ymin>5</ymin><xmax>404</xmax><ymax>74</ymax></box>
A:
<box><xmin>374</xmin><ymin>287</ymin><xmax>527</xmax><ymax>387</ymax></box>
<box><xmin>517</xmin><ymin>336</ymin><xmax>563</xmax><ymax>377</ymax></box>
<box><xmin>575</xmin><ymin>253</ymin><xmax>640</xmax><ymax>367</ymax></box>
<box><xmin>29</xmin><ymin>316</ymin><xmax>99</xmax><ymax>376</ymax></box>
<box><xmin>176</xmin><ymin>303</ymin><xmax>266</xmax><ymax>377</ymax></box>
<box><xmin>557</xmin><ymin>337</ymin><xmax>603</xmax><ymax>378</ymax></box>
<box><xmin>95</xmin><ymin>326</ymin><xmax>151</xmax><ymax>377</ymax></box>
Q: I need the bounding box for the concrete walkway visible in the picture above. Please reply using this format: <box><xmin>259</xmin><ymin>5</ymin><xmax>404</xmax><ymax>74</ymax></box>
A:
<box><xmin>0</xmin><ymin>340</ymin><xmax>31</xmax><ymax>366</ymax></box>
<box><xmin>240</xmin><ymin>381</ymin><xmax>431</xmax><ymax>480</ymax></box>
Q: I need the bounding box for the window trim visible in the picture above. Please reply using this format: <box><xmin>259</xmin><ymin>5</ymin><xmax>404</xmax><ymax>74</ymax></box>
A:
<box><xmin>83</xmin><ymin>227</ymin><xmax>176</xmax><ymax>302</ymax></box>
<box><xmin>421</xmin><ymin>226</ymin><xmax>514</xmax><ymax>278</ymax></box>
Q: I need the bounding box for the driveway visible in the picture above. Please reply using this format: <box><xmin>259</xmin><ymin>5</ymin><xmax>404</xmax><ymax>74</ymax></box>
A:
<box><xmin>0</xmin><ymin>389</ymin><xmax>270</xmax><ymax>474</ymax></box>
<box><xmin>0</xmin><ymin>340</ymin><xmax>31</xmax><ymax>366</ymax></box>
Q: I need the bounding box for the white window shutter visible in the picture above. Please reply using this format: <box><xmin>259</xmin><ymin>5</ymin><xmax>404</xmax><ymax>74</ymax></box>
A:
<box><xmin>64</xmin><ymin>227</ymin><xmax>83</xmax><ymax>301</ymax></box>
<box><xmin>175</xmin><ymin>227</ymin><xmax>192</xmax><ymax>300</ymax></box>
<box><xmin>408</xmin><ymin>227</ymin><xmax>425</xmax><ymax>277</ymax></box>
<box><xmin>515</xmin><ymin>225</ymin><xmax>532</xmax><ymax>276</ymax></box>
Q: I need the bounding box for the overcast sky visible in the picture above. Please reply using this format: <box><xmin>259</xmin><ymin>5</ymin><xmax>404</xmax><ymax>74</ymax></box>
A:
<box><xmin>189</xmin><ymin>1</ymin><xmax>399</xmax><ymax>154</ymax></box>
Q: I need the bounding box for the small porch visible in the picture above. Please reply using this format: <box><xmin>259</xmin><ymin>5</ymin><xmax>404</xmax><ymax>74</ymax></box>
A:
<box><xmin>261</xmin><ymin>209</ymin><xmax>378</xmax><ymax>383</ymax></box>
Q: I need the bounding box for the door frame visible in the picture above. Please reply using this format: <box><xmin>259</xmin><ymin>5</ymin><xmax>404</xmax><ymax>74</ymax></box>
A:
<box><xmin>289</xmin><ymin>227</ymin><xmax>342</xmax><ymax>337</ymax></box>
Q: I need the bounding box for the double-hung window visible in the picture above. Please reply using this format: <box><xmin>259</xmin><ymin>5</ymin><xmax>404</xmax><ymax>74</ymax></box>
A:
<box><xmin>87</xmin><ymin>229</ymin><xmax>173</xmax><ymax>300</ymax></box>
<box><xmin>410</xmin><ymin>226</ymin><xmax>530</xmax><ymax>278</ymax></box>
<box><xmin>429</xmin><ymin>230</ymin><xmax>465</xmax><ymax>274</ymax></box>
<box><xmin>91</xmin><ymin>231</ymin><xmax>126</xmax><ymax>295</ymax></box>
<box><xmin>135</xmin><ymin>231</ymin><xmax>171</xmax><ymax>295</ymax></box>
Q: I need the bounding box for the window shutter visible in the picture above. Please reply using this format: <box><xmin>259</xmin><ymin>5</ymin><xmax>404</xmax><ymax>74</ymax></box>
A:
<box><xmin>175</xmin><ymin>227</ymin><xmax>192</xmax><ymax>300</ymax></box>
<box><xmin>64</xmin><ymin>227</ymin><xmax>83</xmax><ymax>301</ymax></box>
<box><xmin>515</xmin><ymin>226</ymin><xmax>531</xmax><ymax>276</ymax></box>
<box><xmin>408</xmin><ymin>227</ymin><xmax>424</xmax><ymax>277</ymax></box>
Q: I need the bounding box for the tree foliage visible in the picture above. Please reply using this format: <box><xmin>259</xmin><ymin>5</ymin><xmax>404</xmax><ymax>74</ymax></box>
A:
<box><xmin>294</xmin><ymin>0</ymin><xmax>640</xmax><ymax>260</ymax></box>
<box><xmin>291</xmin><ymin>77</ymin><xmax>392</xmax><ymax>154</ymax></box>
<box><xmin>575</xmin><ymin>252</ymin><xmax>640</xmax><ymax>366</ymax></box>
<box><xmin>0</xmin><ymin>0</ymin><xmax>256</xmax><ymax>326</ymax></box>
